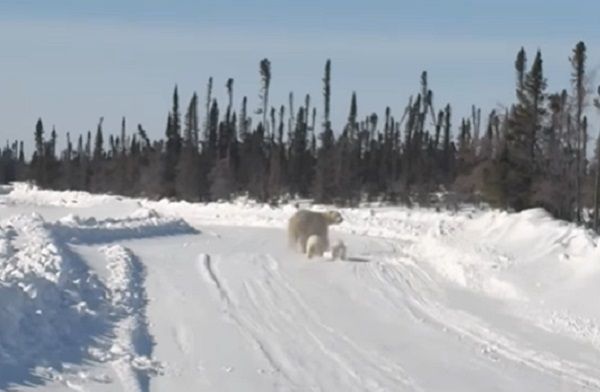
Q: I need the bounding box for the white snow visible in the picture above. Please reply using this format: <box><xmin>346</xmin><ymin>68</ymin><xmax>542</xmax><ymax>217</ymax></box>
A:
<box><xmin>1</xmin><ymin>183</ymin><xmax>600</xmax><ymax>391</ymax></box>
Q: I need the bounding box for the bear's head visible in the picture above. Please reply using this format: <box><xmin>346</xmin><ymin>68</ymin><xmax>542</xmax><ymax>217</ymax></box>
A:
<box><xmin>325</xmin><ymin>210</ymin><xmax>343</xmax><ymax>225</ymax></box>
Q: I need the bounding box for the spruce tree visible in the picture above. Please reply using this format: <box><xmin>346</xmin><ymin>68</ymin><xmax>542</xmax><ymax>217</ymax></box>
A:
<box><xmin>204</xmin><ymin>77</ymin><xmax>213</xmax><ymax>142</ymax></box>
<box><xmin>35</xmin><ymin>118</ymin><xmax>44</xmax><ymax>158</ymax></box>
<box><xmin>571</xmin><ymin>41</ymin><xmax>587</xmax><ymax>222</ymax></box>
<box><xmin>239</xmin><ymin>96</ymin><xmax>249</xmax><ymax>141</ymax></box>
<box><xmin>259</xmin><ymin>58</ymin><xmax>272</xmax><ymax>136</ymax></box>
<box><xmin>93</xmin><ymin>117</ymin><xmax>104</xmax><ymax>161</ymax></box>
<box><xmin>121</xmin><ymin>117</ymin><xmax>127</xmax><ymax>155</ymax></box>
<box><xmin>207</xmin><ymin>100</ymin><xmax>219</xmax><ymax>157</ymax></box>
<box><xmin>18</xmin><ymin>141</ymin><xmax>24</xmax><ymax>163</ymax></box>
<box><xmin>163</xmin><ymin>111</ymin><xmax>180</xmax><ymax>197</ymax></box>
<box><xmin>323</xmin><ymin>59</ymin><xmax>332</xmax><ymax>132</ymax></box>
<box><xmin>289</xmin><ymin>107</ymin><xmax>310</xmax><ymax>196</ymax></box>
<box><xmin>515</xmin><ymin>47</ymin><xmax>527</xmax><ymax>92</ymax></box>
<box><xmin>505</xmin><ymin>49</ymin><xmax>547</xmax><ymax>210</ymax></box>
<box><xmin>184</xmin><ymin>93</ymin><xmax>199</xmax><ymax>148</ymax></box>
<box><xmin>226</xmin><ymin>78</ymin><xmax>234</xmax><ymax>117</ymax></box>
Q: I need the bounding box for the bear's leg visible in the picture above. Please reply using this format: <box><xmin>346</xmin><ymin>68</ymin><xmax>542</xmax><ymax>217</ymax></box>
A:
<box><xmin>307</xmin><ymin>244</ymin><xmax>315</xmax><ymax>258</ymax></box>
<box><xmin>288</xmin><ymin>231</ymin><xmax>297</xmax><ymax>250</ymax></box>
<box><xmin>299</xmin><ymin>234</ymin><xmax>309</xmax><ymax>253</ymax></box>
<box><xmin>287</xmin><ymin>223</ymin><xmax>298</xmax><ymax>249</ymax></box>
<box><xmin>323</xmin><ymin>234</ymin><xmax>330</xmax><ymax>253</ymax></box>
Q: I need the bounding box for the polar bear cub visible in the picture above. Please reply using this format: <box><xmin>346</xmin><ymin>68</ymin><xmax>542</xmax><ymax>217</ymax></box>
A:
<box><xmin>330</xmin><ymin>239</ymin><xmax>347</xmax><ymax>260</ymax></box>
<box><xmin>307</xmin><ymin>236</ymin><xmax>347</xmax><ymax>261</ymax></box>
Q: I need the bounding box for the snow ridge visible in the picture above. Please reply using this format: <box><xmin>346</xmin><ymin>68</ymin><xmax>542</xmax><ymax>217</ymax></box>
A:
<box><xmin>7</xmin><ymin>182</ymin><xmax>117</xmax><ymax>207</ymax></box>
<box><xmin>0</xmin><ymin>213</ymin><xmax>110</xmax><ymax>389</ymax></box>
<box><xmin>100</xmin><ymin>245</ymin><xmax>161</xmax><ymax>392</ymax></box>
<box><xmin>53</xmin><ymin>208</ymin><xmax>198</xmax><ymax>244</ymax></box>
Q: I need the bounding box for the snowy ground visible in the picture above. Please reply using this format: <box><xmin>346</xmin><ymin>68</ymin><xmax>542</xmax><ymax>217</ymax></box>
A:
<box><xmin>1</xmin><ymin>183</ymin><xmax>600</xmax><ymax>391</ymax></box>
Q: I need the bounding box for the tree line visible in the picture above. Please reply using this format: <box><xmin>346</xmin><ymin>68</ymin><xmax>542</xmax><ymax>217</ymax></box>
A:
<box><xmin>2</xmin><ymin>42</ymin><xmax>600</xmax><ymax>231</ymax></box>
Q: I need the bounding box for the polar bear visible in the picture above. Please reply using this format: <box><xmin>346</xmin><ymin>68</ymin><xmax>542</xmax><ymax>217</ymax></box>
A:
<box><xmin>288</xmin><ymin>209</ymin><xmax>343</xmax><ymax>254</ymax></box>
<box><xmin>330</xmin><ymin>239</ymin><xmax>347</xmax><ymax>260</ymax></box>
<box><xmin>306</xmin><ymin>234</ymin><xmax>327</xmax><ymax>258</ymax></box>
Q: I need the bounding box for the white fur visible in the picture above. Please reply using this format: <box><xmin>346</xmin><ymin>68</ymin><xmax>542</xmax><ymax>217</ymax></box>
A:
<box><xmin>306</xmin><ymin>234</ymin><xmax>327</xmax><ymax>258</ymax></box>
<box><xmin>331</xmin><ymin>239</ymin><xmax>347</xmax><ymax>260</ymax></box>
<box><xmin>288</xmin><ymin>209</ymin><xmax>343</xmax><ymax>254</ymax></box>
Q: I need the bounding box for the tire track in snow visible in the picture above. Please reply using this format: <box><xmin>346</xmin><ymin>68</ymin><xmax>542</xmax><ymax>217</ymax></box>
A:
<box><xmin>198</xmin><ymin>252</ymin><xmax>420</xmax><ymax>392</ymax></box>
<box><xmin>101</xmin><ymin>245</ymin><xmax>161</xmax><ymax>392</ymax></box>
<box><xmin>256</xmin><ymin>255</ymin><xmax>421</xmax><ymax>391</ymax></box>
<box><xmin>197</xmin><ymin>254</ymin><xmax>296</xmax><ymax>390</ymax></box>
<box><xmin>199</xmin><ymin>254</ymin><xmax>229</xmax><ymax>304</ymax></box>
<box><xmin>356</xmin><ymin>242</ymin><xmax>600</xmax><ymax>390</ymax></box>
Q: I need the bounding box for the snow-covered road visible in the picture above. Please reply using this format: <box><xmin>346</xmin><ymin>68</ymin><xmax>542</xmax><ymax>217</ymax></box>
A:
<box><xmin>2</xmin><ymin>184</ymin><xmax>600</xmax><ymax>391</ymax></box>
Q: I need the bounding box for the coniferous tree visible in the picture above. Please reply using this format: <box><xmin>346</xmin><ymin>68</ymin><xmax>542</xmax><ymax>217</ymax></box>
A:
<box><xmin>288</xmin><ymin>92</ymin><xmax>295</xmax><ymax>139</ymax></box>
<box><xmin>259</xmin><ymin>59</ymin><xmax>272</xmax><ymax>136</ymax></box>
<box><xmin>313</xmin><ymin>60</ymin><xmax>337</xmax><ymax>203</ymax></box>
<box><xmin>571</xmin><ymin>41</ymin><xmax>587</xmax><ymax>222</ymax></box>
<box><xmin>267</xmin><ymin>105</ymin><xmax>287</xmax><ymax>198</ymax></box>
<box><xmin>33</xmin><ymin>119</ymin><xmax>46</xmax><ymax>186</ymax></box>
<box><xmin>89</xmin><ymin>118</ymin><xmax>106</xmax><ymax>191</ymax></box>
<box><xmin>121</xmin><ymin>117</ymin><xmax>127</xmax><ymax>156</ymax></box>
<box><xmin>226</xmin><ymin>78</ymin><xmax>234</xmax><ymax>117</ymax></box>
<box><xmin>18</xmin><ymin>141</ymin><xmax>24</xmax><ymax>164</ymax></box>
<box><xmin>239</xmin><ymin>96</ymin><xmax>249</xmax><ymax>141</ymax></box>
<box><xmin>207</xmin><ymin>100</ymin><xmax>219</xmax><ymax>157</ymax></box>
<box><xmin>93</xmin><ymin>117</ymin><xmax>104</xmax><ymax>161</ymax></box>
<box><xmin>288</xmin><ymin>107</ymin><xmax>310</xmax><ymax>196</ymax></box>
<box><xmin>50</xmin><ymin>127</ymin><xmax>57</xmax><ymax>160</ymax></box>
<box><xmin>172</xmin><ymin>86</ymin><xmax>181</xmax><ymax>137</ymax></box>
<box><xmin>162</xmin><ymin>111</ymin><xmax>178</xmax><ymax>197</ymax></box>
<box><xmin>502</xmin><ymin>49</ymin><xmax>546</xmax><ymax>210</ymax></box>
<box><xmin>184</xmin><ymin>93</ymin><xmax>199</xmax><ymax>148</ymax></box>
<box><xmin>204</xmin><ymin>77</ymin><xmax>213</xmax><ymax>142</ymax></box>
<box><xmin>515</xmin><ymin>47</ymin><xmax>527</xmax><ymax>92</ymax></box>
<box><xmin>35</xmin><ymin>118</ymin><xmax>44</xmax><ymax>158</ymax></box>
<box><xmin>334</xmin><ymin>93</ymin><xmax>361</xmax><ymax>205</ymax></box>
<box><xmin>442</xmin><ymin>104</ymin><xmax>453</xmax><ymax>182</ymax></box>
<box><xmin>137</xmin><ymin>124</ymin><xmax>151</xmax><ymax>149</ymax></box>
<box><xmin>323</xmin><ymin>59</ymin><xmax>332</xmax><ymax>132</ymax></box>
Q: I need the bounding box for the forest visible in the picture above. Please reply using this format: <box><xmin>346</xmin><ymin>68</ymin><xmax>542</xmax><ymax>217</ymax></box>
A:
<box><xmin>1</xmin><ymin>42</ymin><xmax>600</xmax><ymax>231</ymax></box>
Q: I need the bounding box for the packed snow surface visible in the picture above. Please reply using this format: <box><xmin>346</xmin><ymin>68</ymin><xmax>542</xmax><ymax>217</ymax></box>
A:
<box><xmin>1</xmin><ymin>183</ymin><xmax>600</xmax><ymax>391</ymax></box>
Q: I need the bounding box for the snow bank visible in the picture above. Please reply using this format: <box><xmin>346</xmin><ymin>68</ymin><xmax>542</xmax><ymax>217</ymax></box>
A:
<box><xmin>7</xmin><ymin>183</ymin><xmax>118</xmax><ymax>207</ymax></box>
<box><xmin>145</xmin><ymin>198</ymin><xmax>298</xmax><ymax>228</ymax></box>
<box><xmin>467</xmin><ymin>208</ymin><xmax>600</xmax><ymax>270</ymax></box>
<box><xmin>53</xmin><ymin>208</ymin><xmax>198</xmax><ymax>244</ymax></box>
<box><xmin>0</xmin><ymin>209</ymin><xmax>175</xmax><ymax>388</ymax></box>
<box><xmin>405</xmin><ymin>207</ymin><xmax>600</xmax><ymax>303</ymax></box>
<box><xmin>0</xmin><ymin>213</ymin><xmax>109</xmax><ymax>388</ymax></box>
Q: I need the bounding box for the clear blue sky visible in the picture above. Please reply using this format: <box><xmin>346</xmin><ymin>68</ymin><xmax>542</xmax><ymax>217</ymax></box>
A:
<box><xmin>1</xmin><ymin>0</ymin><xmax>599</xmax><ymax>149</ymax></box>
